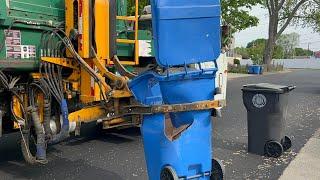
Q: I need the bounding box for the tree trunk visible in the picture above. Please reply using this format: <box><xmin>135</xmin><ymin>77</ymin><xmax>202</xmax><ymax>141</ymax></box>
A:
<box><xmin>263</xmin><ymin>14</ymin><xmax>278</xmax><ymax>71</ymax></box>
<box><xmin>263</xmin><ymin>37</ymin><xmax>275</xmax><ymax>67</ymax></box>
<box><xmin>263</xmin><ymin>0</ymin><xmax>308</xmax><ymax>71</ymax></box>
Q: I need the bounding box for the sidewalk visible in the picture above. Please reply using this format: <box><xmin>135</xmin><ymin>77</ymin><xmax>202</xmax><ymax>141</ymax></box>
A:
<box><xmin>227</xmin><ymin>73</ymin><xmax>254</xmax><ymax>79</ymax></box>
<box><xmin>279</xmin><ymin>129</ymin><xmax>320</xmax><ymax>180</ymax></box>
<box><xmin>228</xmin><ymin>70</ymin><xmax>292</xmax><ymax>80</ymax></box>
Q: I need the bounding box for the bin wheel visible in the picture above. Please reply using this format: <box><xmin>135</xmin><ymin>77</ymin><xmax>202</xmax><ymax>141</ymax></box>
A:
<box><xmin>281</xmin><ymin>136</ymin><xmax>292</xmax><ymax>151</ymax></box>
<box><xmin>160</xmin><ymin>166</ymin><xmax>179</xmax><ymax>180</ymax></box>
<box><xmin>210</xmin><ymin>159</ymin><xmax>225</xmax><ymax>180</ymax></box>
<box><xmin>265</xmin><ymin>141</ymin><xmax>283</xmax><ymax>158</ymax></box>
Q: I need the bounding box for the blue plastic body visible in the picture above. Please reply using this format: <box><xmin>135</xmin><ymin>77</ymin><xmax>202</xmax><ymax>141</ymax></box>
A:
<box><xmin>129</xmin><ymin>0</ymin><xmax>222</xmax><ymax>178</ymax></box>
<box><xmin>49</xmin><ymin>99</ymin><xmax>70</xmax><ymax>145</ymax></box>
<box><xmin>248</xmin><ymin>66</ymin><xmax>253</xmax><ymax>74</ymax></box>
<box><xmin>36</xmin><ymin>144</ymin><xmax>46</xmax><ymax>160</ymax></box>
<box><xmin>150</xmin><ymin>0</ymin><xmax>221</xmax><ymax>67</ymax></box>
<box><xmin>129</xmin><ymin>70</ymin><xmax>216</xmax><ymax>179</ymax></box>
<box><xmin>129</xmin><ymin>72</ymin><xmax>163</xmax><ymax>105</ymax></box>
<box><xmin>158</xmin><ymin>71</ymin><xmax>216</xmax><ymax>127</ymax></box>
<box><xmin>61</xmin><ymin>99</ymin><xmax>69</xmax><ymax>131</ymax></box>
<box><xmin>142</xmin><ymin>112</ymin><xmax>212</xmax><ymax>180</ymax></box>
<box><xmin>248</xmin><ymin>65</ymin><xmax>262</xmax><ymax>74</ymax></box>
<box><xmin>260</xmin><ymin>66</ymin><xmax>264</xmax><ymax>74</ymax></box>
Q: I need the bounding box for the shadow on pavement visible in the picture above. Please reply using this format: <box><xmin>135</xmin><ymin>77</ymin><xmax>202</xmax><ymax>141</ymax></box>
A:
<box><xmin>0</xmin><ymin>156</ymin><xmax>123</xmax><ymax>180</ymax></box>
<box><xmin>65</xmin><ymin>123</ymin><xmax>141</xmax><ymax>146</ymax></box>
<box><xmin>0</xmin><ymin>124</ymin><xmax>136</xmax><ymax>179</ymax></box>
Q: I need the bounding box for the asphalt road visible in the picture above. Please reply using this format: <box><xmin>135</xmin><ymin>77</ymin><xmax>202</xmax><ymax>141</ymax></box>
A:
<box><xmin>0</xmin><ymin>69</ymin><xmax>319</xmax><ymax>180</ymax></box>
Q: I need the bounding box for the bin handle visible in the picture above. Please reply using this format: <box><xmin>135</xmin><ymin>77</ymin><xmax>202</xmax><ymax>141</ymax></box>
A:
<box><xmin>288</xmin><ymin>85</ymin><xmax>296</xmax><ymax>91</ymax></box>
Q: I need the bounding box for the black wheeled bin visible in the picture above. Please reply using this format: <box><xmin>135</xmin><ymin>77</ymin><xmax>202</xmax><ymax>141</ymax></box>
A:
<box><xmin>242</xmin><ymin>83</ymin><xmax>295</xmax><ymax>158</ymax></box>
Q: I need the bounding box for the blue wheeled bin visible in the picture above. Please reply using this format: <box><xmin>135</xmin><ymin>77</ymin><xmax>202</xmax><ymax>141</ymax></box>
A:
<box><xmin>248</xmin><ymin>65</ymin><xmax>262</xmax><ymax>75</ymax></box>
<box><xmin>129</xmin><ymin>0</ymin><xmax>224</xmax><ymax>179</ymax></box>
<box><xmin>129</xmin><ymin>70</ymin><xmax>219</xmax><ymax>180</ymax></box>
<box><xmin>248</xmin><ymin>65</ymin><xmax>254</xmax><ymax>74</ymax></box>
<box><xmin>260</xmin><ymin>66</ymin><xmax>264</xmax><ymax>74</ymax></box>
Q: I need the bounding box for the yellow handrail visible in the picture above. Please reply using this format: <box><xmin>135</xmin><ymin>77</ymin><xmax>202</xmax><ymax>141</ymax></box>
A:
<box><xmin>115</xmin><ymin>0</ymin><xmax>139</xmax><ymax>65</ymax></box>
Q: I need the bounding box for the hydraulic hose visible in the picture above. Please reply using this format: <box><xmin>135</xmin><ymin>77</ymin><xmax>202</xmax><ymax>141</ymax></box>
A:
<box><xmin>43</xmin><ymin>100</ymin><xmax>52</xmax><ymax>137</ymax></box>
<box><xmin>112</xmin><ymin>55</ymin><xmax>137</xmax><ymax>79</ymax></box>
<box><xmin>40</xmin><ymin>60</ymin><xmax>70</xmax><ymax>144</ymax></box>
<box><xmin>1</xmin><ymin>71</ymin><xmax>36</xmax><ymax>164</ymax></box>
<box><xmin>29</xmin><ymin>82</ymin><xmax>52</xmax><ymax>139</ymax></box>
<box><xmin>50</xmin><ymin>30</ymin><xmax>103</xmax><ymax>85</ymax></box>
<box><xmin>20</xmin><ymin>125</ymin><xmax>37</xmax><ymax>165</ymax></box>
<box><xmin>28</xmin><ymin>106</ymin><xmax>47</xmax><ymax>162</ymax></box>
<box><xmin>0</xmin><ymin>110</ymin><xmax>2</xmax><ymax>138</ymax></box>
<box><xmin>48</xmin><ymin>99</ymin><xmax>69</xmax><ymax>145</ymax></box>
<box><xmin>27</xmin><ymin>80</ymin><xmax>69</xmax><ymax>163</ymax></box>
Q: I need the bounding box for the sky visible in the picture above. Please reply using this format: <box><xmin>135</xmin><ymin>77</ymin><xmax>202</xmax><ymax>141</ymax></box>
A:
<box><xmin>235</xmin><ymin>6</ymin><xmax>320</xmax><ymax>51</ymax></box>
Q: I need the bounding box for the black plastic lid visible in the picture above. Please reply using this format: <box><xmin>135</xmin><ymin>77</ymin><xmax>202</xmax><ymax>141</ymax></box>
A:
<box><xmin>242</xmin><ymin>83</ymin><xmax>295</xmax><ymax>93</ymax></box>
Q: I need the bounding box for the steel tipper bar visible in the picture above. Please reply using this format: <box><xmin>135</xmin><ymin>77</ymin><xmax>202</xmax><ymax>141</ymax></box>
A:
<box><xmin>98</xmin><ymin>100</ymin><xmax>223</xmax><ymax>123</ymax></box>
<box><xmin>126</xmin><ymin>100</ymin><xmax>223</xmax><ymax>114</ymax></box>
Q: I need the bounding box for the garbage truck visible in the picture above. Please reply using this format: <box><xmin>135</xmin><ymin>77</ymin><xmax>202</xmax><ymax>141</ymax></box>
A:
<box><xmin>0</xmin><ymin>2</ymin><xmax>228</xmax><ymax>179</ymax></box>
<box><xmin>0</xmin><ymin>0</ymin><xmax>158</xmax><ymax>164</ymax></box>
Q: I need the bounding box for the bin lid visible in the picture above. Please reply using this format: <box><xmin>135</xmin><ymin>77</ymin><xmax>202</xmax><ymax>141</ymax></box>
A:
<box><xmin>242</xmin><ymin>83</ymin><xmax>295</xmax><ymax>93</ymax></box>
<box><xmin>150</xmin><ymin>0</ymin><xmax>221</xmax><ymax>67</ymax></box>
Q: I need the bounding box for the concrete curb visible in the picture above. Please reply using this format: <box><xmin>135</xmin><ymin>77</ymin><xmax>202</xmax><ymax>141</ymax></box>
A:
<box><xmin>279</xmin><ymin>129</ymin><xmax>320</xmax><ymax>180</ymax></box>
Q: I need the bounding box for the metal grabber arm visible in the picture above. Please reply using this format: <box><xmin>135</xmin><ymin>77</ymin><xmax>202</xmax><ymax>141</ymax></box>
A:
<box><xmin>90</xmin><ymin>47</ymin><xmax>135</xmax><ymax>98</ymax></box>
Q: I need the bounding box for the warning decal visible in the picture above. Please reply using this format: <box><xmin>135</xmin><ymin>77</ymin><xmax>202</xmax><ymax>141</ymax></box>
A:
<box><xmin>4</xmin><ymin>30</ymin><xmax>36</xmax><ymax>59</ymax></box>
<box><xmin>4</xmin><ymin>30</ymin><xmax>21</xmax><ymax>46</ymax></box>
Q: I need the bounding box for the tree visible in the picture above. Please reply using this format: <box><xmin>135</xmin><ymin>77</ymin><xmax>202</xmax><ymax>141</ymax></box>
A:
<box><xmin>247</xmin><ymin>39</ymin><xmax>267</xmax><ymax>64</ymax></box>
<box><xmin>235</xmin><ymin>47</ymin><xmax>250</xmax><ymax>59</ymax></box>
<box><xmin>127</xmin><ymin>0</ymin><xmax>149</xmax><ymax>15</ymax></box>
<box><xmin>263</xmin><ymin>0</ymin><xmax>319</xmax><ymax>68</ymax></box>
<box><xmin>300</xmin><ymin>0</ymin><xmax>320</xmax><ymax>32</ymax></box>
<box><xmin>128</xmin><ymin>0</ymin><xmax>262</xmax><ymax>33</ymax></box>
<box><xmin>276</xmin><ymin>33</ymin><xmax>300</xmax><ymax>58</ymax></box>
<box><xmin>273</xmin><ymin>45</ymin><xmax>284</xmax><ymax>59</ymax></box>
<box><xmin>244</xmin><ymin>38</ymin><xmax>284</xmax><ymax>63</ymax></box>
<box><xmin>221</xmin><ymin>0</ymin><xmax>263</xmax><ymax>32</ymax></box>
<box><xmin>294</xmin><ymin>48</ymin><xmax>314</xmax><ymax>57</ymax></box>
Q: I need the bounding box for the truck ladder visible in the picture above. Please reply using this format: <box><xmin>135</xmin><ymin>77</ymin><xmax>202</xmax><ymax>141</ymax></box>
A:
<box><xmin>116</xmin><ymin>0</ymin><xmax>139</xmax><ymax>65</ymax></box>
